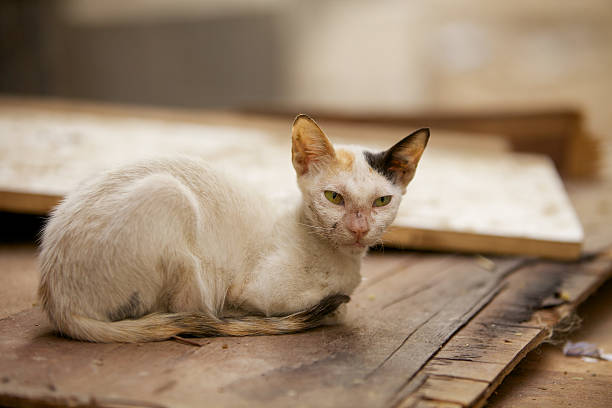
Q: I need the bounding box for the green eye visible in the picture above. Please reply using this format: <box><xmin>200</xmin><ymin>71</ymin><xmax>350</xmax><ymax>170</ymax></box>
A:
<box><xmin>324</xmin><ymin>190</ymin><xmax>344</xmax><ymax>205</ymax></box>
<box><xmin>373</xmin><ymin>195</ymin><xmax>392</xmax><ymax>207</ymax></box>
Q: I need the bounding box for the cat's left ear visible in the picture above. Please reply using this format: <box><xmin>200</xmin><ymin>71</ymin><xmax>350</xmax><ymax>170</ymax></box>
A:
<box><xmin>292</xmin><ymin>114</ymin><xmax>336</xmax><ymax>176</ymax></box>
<box><xmin>365</xmin><ymin>128</ymin><xmax>429</xmax><ymax>190</ymax></box>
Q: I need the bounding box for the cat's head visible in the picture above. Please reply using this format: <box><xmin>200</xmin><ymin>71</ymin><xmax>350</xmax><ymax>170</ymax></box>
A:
<box><xmin>291</xmin><ymin>114</ymin><xmax>429</xmax><ymax>255</ymax></box>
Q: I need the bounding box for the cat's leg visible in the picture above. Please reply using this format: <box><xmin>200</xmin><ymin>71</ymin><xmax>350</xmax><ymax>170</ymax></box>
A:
<box><xmin>106</xmin><ymin>173</ymin><xmax>213</xmax><ymax>316</ymax></box>
<box><xmin>161</xmin><ymin>250</ymin><xmax>219</xmax><ymax>314</ymax></box>
<box><xmin>121</xmin><ymin>173</ymin><xmax>231</xmax><ymax>317</ymax></box>
<box><xmin>239</xmin><ymin>273</ymin><xmax>338</xmax><ymax>317</ymax></box>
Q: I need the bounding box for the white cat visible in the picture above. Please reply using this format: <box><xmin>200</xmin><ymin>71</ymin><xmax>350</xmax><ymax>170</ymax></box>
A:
<box><xmin>38</xmin><ymin>115</ymin><xmax>428</xmax><ymax>342</ymax></box>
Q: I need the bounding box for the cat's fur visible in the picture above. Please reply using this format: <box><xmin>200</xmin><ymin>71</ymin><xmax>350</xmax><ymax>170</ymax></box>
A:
<box><xmin>38</xmin><ymin>115</ymin><xmax>428</xmax><ymax>342</ymax></box>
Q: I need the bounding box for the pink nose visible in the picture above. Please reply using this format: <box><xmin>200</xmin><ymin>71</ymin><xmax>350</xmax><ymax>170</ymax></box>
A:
<box><xmin>347</xmin><ymin>212</ymin><xmax>370</xmax><ymax>239</ymax></box>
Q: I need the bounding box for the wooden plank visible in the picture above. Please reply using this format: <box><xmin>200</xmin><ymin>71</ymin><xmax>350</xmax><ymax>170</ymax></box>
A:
<box><xmin>0</xmin><ymin>97</ymin><xmax>583</xmax><ymax>260</ymax></box>
<box><xmin>365</xmin><ymin>259</ymin><xmax>525</xmax><ymax>408</ymax></box>
<box><xmin>0</xmin><ymin>190</ymin><xmax>61</xmax><ymax>215</ymax></box>
<box><xmin>390</xmin><ymin>148</ymin><xmax>583</xmax><ymax>260</ymax></box>
<box><xmin>488</xmin><ymin>279</ymin><xmax>612</xmax><ymax>407</ymax></box>
<box><xmin>0</xmin><ymin>253</ymin><xmax>523</xmax><ymax>408</ymax></box>
<box><xmin>567</xmin><ymin>180</ymin><xmax>612</xmax><ymax>254</ymax></box>
<box><xmin>425</xmin><ymin>359</ymin><xmax>506</xmax><ymax>383</ymax></box>
<box><xmin>242</xmin><ymin>107</ymin><xmax>600</xmax><ymax>178</ymax></box>
<box><xmin>488</xmin><ymin>356</ymin><xmax>612</xmax><ymax>408</ymax></box>
<box><xmin>418</xmin><ymin>376</ymin><xmax>489</xmax><ymax>406</ymax></box>
<box><xmin>383</xmin><ymin>226</ymin><xmax>582</xmax><ymax>261</ymax></box>
<box><xmin>396</xmin><ymin>254</ymin><xmax>612</xmax><ymax>407</ymax></box>
<box><xmin>0</xmin><ymin>245</ymin><xmax>610</xmax><ymax>407</ymax></box>
<box><xmin>0</xmin><ymin>244</ymin><xmax>39</xmax><ymax>319</ymax></box>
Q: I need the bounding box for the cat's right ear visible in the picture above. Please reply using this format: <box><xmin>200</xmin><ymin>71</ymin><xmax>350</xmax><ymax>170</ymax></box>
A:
<box><xmin>291</xmin><ymin>114</ymin><xmax>336</xmax><ymax>176</ymax></box>
<box><xmin>364</xmin><ymin>128</ymin><xmax>429</xmax><ymax>190</ymax></box>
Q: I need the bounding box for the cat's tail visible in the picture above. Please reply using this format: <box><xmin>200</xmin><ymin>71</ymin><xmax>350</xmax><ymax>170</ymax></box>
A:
<box><xmin>54</xmin><ymin>294</ymin><xmax>350</xmax><ymax>343</ymax></box>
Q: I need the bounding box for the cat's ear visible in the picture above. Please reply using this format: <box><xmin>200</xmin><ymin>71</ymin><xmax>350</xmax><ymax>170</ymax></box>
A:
<box><xmin>365</xmin><ymin>128</ymin><xmax>429</xmax><ymax>189</ymax></box>
<box><xmin>291</xmin><ymin>114</ymin><xmax>336</xmax><ymax>176</ymax></box>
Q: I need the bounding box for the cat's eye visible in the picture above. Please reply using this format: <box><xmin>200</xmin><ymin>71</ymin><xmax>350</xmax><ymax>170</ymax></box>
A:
<box><xmin>373</xmin><ymin>195</ymin><xmax>392</xmax><ymax>207</ymax></box>
<box><xmin>324</xmin><ymin>190</ymin><xmax>344</xmax><ymax>205</ymax></box>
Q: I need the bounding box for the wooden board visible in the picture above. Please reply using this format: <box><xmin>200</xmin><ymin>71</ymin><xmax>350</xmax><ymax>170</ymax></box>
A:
<box><xmin>0</xmin><ymin>252</ymin><xmax>526</xmax><ymax>408</ymax></box>
<box><xmin>487</xmin><ymin>279</ymin><xmax>612</xmax><ymax>408</ymax></box>
<box><xmin>400</xmin><ymin>256</ymin><xmax>612</xmax><ymax>407</ymax></box>
<box><xmin>482</xmin><ymin>181</ymin><xmax>612</xmax><ymax>407</ymax></box>
<box><xmin>0</xmin><ymin>97</ymin><xmax>583</xmax><ymax>260</ymax></box>
<box><xmin>0</xmin><ymin>252</ymin><xmax>610</xmax><ymax>408</ymax></box>
<box><xmin>245</xmin><ymin>107</ymin><xmax>601</xmax><ymax>179</ymax></box>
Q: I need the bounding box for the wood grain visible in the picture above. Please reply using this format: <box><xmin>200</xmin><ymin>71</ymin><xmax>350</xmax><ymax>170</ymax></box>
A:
<box><xmin>396</xmin><ymin>255</ymin><xmax>612</xmax><ymax>407</ymax></box>
<box><xmin>487</xmin><ymin>279</ymin><xmax>612</xmax><ymax>408</ymax></box>
<box><xmin>0</xmin><ymin>253</ymin><xmax>523</xmax><ymax>408</ymax></box>
<box><xmin>1</xmin><ymin>253</ymin><xmax>609</xmax><ymax>408</ymax></box>
<box><xmin>243</xmin><ymin>107</ymin><xmax>600</xmax><ymax>179</ymax></box>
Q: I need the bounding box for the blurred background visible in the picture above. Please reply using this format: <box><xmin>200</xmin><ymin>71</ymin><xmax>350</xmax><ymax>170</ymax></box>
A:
<box><xmin>1</xmin><ymin>3</ymin><xmax>612</xmax><ymax>406</ymax></box>
<box><xmin>1</xmin><ymin>0</ymin><xmax>611</xmax><ymax>181</ymax></box>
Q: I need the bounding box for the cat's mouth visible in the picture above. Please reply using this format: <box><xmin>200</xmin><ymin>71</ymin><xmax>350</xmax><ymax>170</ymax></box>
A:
<box><xmin>345</xmin><ymin>240</ymin><xmax>367</xmax><ymax>249</ymax></box>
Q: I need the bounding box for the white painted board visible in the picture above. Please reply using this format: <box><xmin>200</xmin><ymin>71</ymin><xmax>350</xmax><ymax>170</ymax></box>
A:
<box><xmin>0</xmin><ymin>108</ymin><xmax>583</xmax><ymax>259</ymax></box>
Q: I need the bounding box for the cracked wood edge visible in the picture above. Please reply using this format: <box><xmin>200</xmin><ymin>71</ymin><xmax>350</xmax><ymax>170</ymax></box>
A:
<box><xmin>396</xmin><ymin>254</ymin><xmax>612</xmax><ymax>408</ymax></box>
<box><xmin>364</xmin><ymin>259</ymin><xmax>526</xmax><ymax>406</ymax></box>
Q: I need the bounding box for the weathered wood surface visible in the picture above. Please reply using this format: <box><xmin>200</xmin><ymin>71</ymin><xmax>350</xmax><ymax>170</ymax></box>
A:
<box><xmin>243</xmin><ymin>107</ymin><xmax>600</xmax><ymax>178</ymax></box>
<box><xmin>487</xmin><ymin>279</ymin><xmax>612</xmax><ymax>408</ymax></box>
<box><xmin>481</xmin><ymin>182</ymin><xmax>612</xmax><ymax>407</ymax></box>
<box><xmin>402</xmin><ymin>255</ymin><xmax>612</xmax><ymax>407</ymax></box>
<box><xmin>0</xmin><ymin>244</ymin><xmax>39</xmax><ymax>318</ymax></box>
<box><xmin>1</xmin><ymin>251</ymin><xmax>610</xmax><ymax>408</ymax></box>
<box><xmin>566</xmin><ymin>181</ymin><xmax>612</xmax><ymax>255</ymax></box>
<box><xmin>0</xmin><ymin>97</ymin><xmax>583</xmax><ymax>260</ymax></box>
<box><xmin>0</xmin><ymin>254</ymin><xmax>522</xmax><ymax>408</ymax></box>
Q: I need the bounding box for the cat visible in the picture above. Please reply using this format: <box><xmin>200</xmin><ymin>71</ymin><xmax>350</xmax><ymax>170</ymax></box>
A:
<box><xmin>38</xmin><ymin>115</ymin><xmax>429</xmax><ymax>342</ymax></box>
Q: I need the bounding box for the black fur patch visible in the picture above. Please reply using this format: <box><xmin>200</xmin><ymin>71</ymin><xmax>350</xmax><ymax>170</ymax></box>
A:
<box><xmin>108</xmin><ymin>291</ymin><xmax>141</xmax><ymax>321</ymax></box>
<box><xmin>301</xmin><ymin>294</ymin><xmax>350</xmax><ymax>324</ymax></box>
<box><xmin>364</xmin><ymin>128</ymin><xmax>429</xmax><ymax>185</ymax></box>
<box><xmin>364</xmin><ymin>150</ymin><xmax>394</xmax><ymax>182</ymax></box>
<box><xmin>170</xmin><ymin>294</ymin><xmax>351</xmax><ymax>338</ymax></box>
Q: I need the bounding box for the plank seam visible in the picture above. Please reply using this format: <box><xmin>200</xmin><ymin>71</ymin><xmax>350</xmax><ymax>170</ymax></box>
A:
<box><xmin>425</xmin><ymin>374</ymin><xmax>490</xmax><ymax>384</ymax></box>
<box><xmin>367</xmin><ymin>300</ymin><xmax>452</xmax><ymax>379</ymax></box>
<box><xmin>432</xmin><ymin>357</ymin><xmax>502</xmax><ymax>365</ymax></box>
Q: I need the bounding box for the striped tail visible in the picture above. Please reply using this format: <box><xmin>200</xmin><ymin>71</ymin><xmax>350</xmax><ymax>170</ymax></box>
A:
<box><xmin>54</xmin><ymin>294</ymin><xmax>350</xmax><ymax>343</ymax></box>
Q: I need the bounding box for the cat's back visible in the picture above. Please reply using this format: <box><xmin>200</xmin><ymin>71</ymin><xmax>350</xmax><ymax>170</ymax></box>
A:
<box><xmin>53</xmin><ymin>156</ymin><xmax>258</xmax><ymax>217</ymax></box>
<box><xmin>42</xmin><ymin>156</ymin><xmax>273</xmax><ymax>260</ymax></box>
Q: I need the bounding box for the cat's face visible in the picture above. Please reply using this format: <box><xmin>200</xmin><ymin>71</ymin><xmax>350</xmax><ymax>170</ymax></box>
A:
<box><xmin>291</xmin><ymin>115</ymin><xmax>429</xmax><ymax>255</ymax></box>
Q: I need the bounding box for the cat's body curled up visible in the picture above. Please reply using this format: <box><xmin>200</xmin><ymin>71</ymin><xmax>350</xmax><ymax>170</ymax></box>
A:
<box><xmin>39</xmin><ymin>115</ymin><xmax>428</xmax><ymax>342</ymax></box>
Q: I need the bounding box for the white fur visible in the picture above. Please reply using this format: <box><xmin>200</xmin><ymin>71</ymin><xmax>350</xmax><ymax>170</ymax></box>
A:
<box><xmin>39</xmin><ymin>121</ymin><xmax>426</xmax><ymax>342</ymax></box>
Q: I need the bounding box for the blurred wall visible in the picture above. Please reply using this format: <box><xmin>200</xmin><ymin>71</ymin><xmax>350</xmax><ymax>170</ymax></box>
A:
<box><xmin>285</xmin><ymin>2</ymin><xmax>612</xmax><ymax>131</ymax></box>
<box><xmin>0</xmin><ymin>0</ymin><xmax>284</xmax><ymax>108</ymax></box>
<box><xmin>283</xmin><ymin>0</ymin><xmax>612</xmax><ymax>176</ymax></box>
<box><xmin>1</xmin><ymin>0</ymin><xmax>611</xmax><ymax>176</ymax></box>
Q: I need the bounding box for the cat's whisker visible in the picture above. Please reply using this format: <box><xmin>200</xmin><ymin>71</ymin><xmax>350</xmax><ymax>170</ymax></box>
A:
<box><xmin>297</xmin><ymin>222</ymin><xmax>334</xmax><ymax>232</ymax></box>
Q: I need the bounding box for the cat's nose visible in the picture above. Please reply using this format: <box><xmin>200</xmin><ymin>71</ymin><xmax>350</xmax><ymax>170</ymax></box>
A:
<box><xmin>347</xmin><ymin>213</ymin><xmax>370</xmax><ymax>240</ymax></box>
